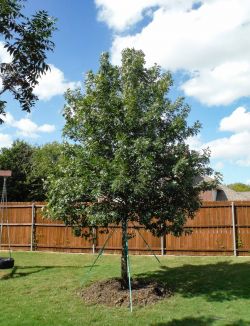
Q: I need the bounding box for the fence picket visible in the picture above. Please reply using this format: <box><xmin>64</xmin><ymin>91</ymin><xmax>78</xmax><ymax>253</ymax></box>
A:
<box><xmin>0</xmin><ymin>201</ymin><xmax>250</xmax><ymax>256</ymax></box>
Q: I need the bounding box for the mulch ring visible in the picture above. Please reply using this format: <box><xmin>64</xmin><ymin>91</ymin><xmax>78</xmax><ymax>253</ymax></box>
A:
<box><xmin>78</xmin><ymin>278</ymin><xmax>173</xmax><ymax>307</ymax></box>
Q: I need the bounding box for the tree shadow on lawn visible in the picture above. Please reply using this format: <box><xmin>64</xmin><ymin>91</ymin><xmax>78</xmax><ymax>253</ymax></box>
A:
<box><xmin>0</xmin><ymin>264</ymin><xmax>91</xmax><ymax>280</ymax></box>
<box><xmin>135</xmin><ymin>261</ymin><xmax>250</xmax><ymax>302</ymax></box>
<box><xmin>152</xmin><ymin>316</ymin><xmax>249</xmax><ymax>326</ymax></box>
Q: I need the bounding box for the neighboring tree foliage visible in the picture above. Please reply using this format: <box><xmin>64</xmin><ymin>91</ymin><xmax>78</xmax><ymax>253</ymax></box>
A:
<box><xmin>0</xmin><ymin>140</ymin><xmax>63</xmax><ymax>201</ymax></box>
<box><xmin>0</xmin><ymin>140</ymin><xmax>34</xmax><ymax>200</ymax></box>
<box><xmin>0</xmin><ymin>0</ymin><xmax>56</xmax><ymax>121</ymax></box>
<box><xmin>29</xmin><ymin>142</ymin><xmax>64</xmax><ymax>200</ymax></box>
<box><xmin>227</xmin><ymin>183</ymin><xmax>250</xmax><ymax>192</ymax></box>
<box><xmin>45</xmin><ymin>49</ymin><xmax>218</xmax><ymax>287</ymax></box>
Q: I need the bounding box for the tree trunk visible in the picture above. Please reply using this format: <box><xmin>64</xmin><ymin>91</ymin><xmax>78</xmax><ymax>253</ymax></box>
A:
<box><xmin>121</xmin><ymin>217</ymin><xmax>128</xmax><ymax>289</ymax></box>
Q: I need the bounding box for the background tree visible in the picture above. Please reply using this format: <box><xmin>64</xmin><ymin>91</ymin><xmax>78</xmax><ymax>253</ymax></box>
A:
<box><xmin>0</xmin><ymin>0</ymin><xmax>56</xmax><ymax>121</ymax></box>
<box><xmin>0</xmin><ymin>140</ymin><xmax>63</xmax><ymax>201</ymax></box>
<box><xmin>0</xmin><ymin>139</ymin><xmax>34</xmax><ymax>200</ymax></box>
<box><xmin>227</xmin><ymin>183</ymin><xmax>250</xmax><ymax>192</ymax></box>
<box><xmin>29</xmin><ymin>142</ymin><xmax>64</xmax><ymax>200</ymax></box>
<box><xmin>45</xmin><ymin>49</ymin><xmax>218</xmax><ymax>288</ymax></box>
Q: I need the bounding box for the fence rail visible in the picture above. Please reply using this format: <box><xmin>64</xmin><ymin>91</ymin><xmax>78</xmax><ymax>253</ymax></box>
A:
<box><xmin>0</xmin><ymin>201</ymin><xmax>250</xmax><ymax>256</ymax></box>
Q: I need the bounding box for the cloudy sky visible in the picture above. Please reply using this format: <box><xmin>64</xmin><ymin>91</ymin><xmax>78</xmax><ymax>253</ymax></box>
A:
<box><xmin>1</xmin><ymin>0</ymin><xmax>250</xmax><ymax>185</ymax></box>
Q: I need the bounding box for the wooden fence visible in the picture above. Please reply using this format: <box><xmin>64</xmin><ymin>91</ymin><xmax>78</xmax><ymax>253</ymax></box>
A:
<box><xmin>0</xmin><ymin>201</ymin><xmax>250</xmax><ymax>256</ymax></box>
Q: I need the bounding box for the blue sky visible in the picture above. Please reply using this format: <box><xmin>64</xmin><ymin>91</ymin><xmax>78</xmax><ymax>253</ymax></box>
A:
<box><xmin>1</xmin><ymin>0</ymin><xmax>250</xmax><ymax>185</ymax></box>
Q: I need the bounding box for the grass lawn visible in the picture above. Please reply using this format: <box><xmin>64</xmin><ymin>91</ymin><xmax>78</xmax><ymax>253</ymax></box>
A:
<box><xmin>0</xmin><ymin>252</ymin><xmax>250</xmax><ymax>326</ymax></box>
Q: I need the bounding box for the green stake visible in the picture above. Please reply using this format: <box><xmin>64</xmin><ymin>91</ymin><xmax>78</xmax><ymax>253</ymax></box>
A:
<box><xmin>133</xmin><ymin>222</ymin><xmax>161</xmax><ymax>264</ymax></box>
<box><xmin>126</xmin><ymin>235</ymin><xmax>133</xmax><ymax>312</ymax></box>
<box><xmin>81</xmin><ymin>228</ymin><xmax>115</xmax><ymax>285</ymax></box>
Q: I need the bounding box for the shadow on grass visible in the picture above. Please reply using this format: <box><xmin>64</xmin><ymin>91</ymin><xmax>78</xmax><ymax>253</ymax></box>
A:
<box><xmin>2</xmin><ymin>260</ymin><xmax>250</xmax><ymax>303</ymax></box>
<box><xmin>135</xmin><ymin>261</ymin><xmax>250</xmax><ymax>302</ymax></box>
<box><xmin>0</xmin><ymin>264</ymin><xmax>96</xmax><ymax>280</ymax></box>
<box><xmin>151</xmin><ymin>316</ymin><xmax>249</xmax><ymax>326</ymax></box>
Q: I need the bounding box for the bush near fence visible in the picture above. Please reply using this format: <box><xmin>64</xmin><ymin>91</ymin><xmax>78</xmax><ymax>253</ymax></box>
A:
<box><xmin>0</xmin><ymin>201</ymin><xmax>250</xmax><ymax>256</ymax></box>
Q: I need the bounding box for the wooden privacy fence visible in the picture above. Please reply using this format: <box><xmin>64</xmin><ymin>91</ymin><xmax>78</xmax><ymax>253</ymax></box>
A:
<box><xmin>0</xmin><ymin>201</ymin><xmax>250</xmax><ymax>256</ymax></box>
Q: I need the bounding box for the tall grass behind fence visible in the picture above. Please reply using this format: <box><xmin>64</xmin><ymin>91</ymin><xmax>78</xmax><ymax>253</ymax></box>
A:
<box><xmin>0</xmin><ymin>202</ymin><xmax>250</xmax><ymax>256</ymax></box>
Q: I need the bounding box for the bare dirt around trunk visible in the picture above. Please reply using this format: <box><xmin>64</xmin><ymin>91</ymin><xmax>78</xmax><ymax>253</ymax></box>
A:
<box><xmin>79</xmin><ymin>278</ymin><xmax>172</xmax><ymax>307</ymax></box>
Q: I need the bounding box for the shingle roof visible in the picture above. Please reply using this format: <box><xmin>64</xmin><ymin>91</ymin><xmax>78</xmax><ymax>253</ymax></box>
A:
<box><xmin>195</xmin><ymin>175</ymin><xmax>250</xmax><ymax>201</ymax></box>
<box><xmin>216</xmin><ymin>185</ymin><xmax>250</xmax><ymax>201</ymax></box>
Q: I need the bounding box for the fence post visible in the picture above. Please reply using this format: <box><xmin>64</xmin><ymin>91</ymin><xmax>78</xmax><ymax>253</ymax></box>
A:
<box><xmin>92</xmin><ymin>226</ymin><xmax>96</xmax><ymax>254</ymax></box>
<box><xmin>30</xmin><ymin>203</ymin><xmax>35</xmax><ymax>251</ymax></box>
<box><xmin>161</xmin><ymin>233</ymin><xmax>166</xmax><ymax>256</ymax></box>
<box><xmin>161</xmin><ymin>236</ymin><xmax>164</xmax><ymax>255</ymax></box>
<box><xmin>231</xmin><ymin>202</ymin><xmax>237</xmax><ymax>256</ymax></box>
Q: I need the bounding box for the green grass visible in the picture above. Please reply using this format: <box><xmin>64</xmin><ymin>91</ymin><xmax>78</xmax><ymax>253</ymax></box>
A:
<box><xmin>0</xmin><ymin>252</ymin><xmax>250</xmax><ymax>326</ymax></box>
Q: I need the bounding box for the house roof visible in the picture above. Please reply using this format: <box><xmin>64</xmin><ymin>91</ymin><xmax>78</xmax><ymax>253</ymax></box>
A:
<box><xmin>195</xmin><ymin>176</ymin><xmax>250</xmax><ymax>201</ymax></box>
<box><xmin>197</xmin><ymin>176</ymin><xmax>250</xmax><ymax>201</ymax></box>
<box><xmin>216</xmin><ymin>185</ymin><xmax>250</xmax><ymax>201</ymax></box>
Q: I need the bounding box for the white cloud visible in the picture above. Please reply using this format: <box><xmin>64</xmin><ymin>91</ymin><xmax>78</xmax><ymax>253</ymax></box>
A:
<box><xmin>187</xmin><ymin>107</ymin><xmax>250</xmax><ymax>166</ymax></box>
<box><xmin>95</xmin><ymin>0</ymin><xmax>196</xmax><ymax>31</ymax></box>
<box><xmin>182</xmin><ymin>63</ymin><xmax>250</xmax><ymax>106</ymax></box>
<box><xmin>95</xmin><ymin>0</ymin><xmax>154</xmax><ymax>31</ymax></box>
<box><xmin>188</xmin><ymin>131</ymin><xmax>250</xmax><ymax>161</ymax></box>
<box><xmin>34</xmin><ymin>64</ymin><xmax>80</xmax><ymax>101</ymax></box>
<box><xmin>98</xmin><ymin>0</ymin><xmax>250</xmax><ymax>105</ymax></box>
<box><xmin>0</xmin><ymin>41</ymin><xmax>12</xmax><ymax>92</ymax></box>
<box><xmin>214</xmin><ymin>161</ymin><xmax>224</xmax><ymax>170</ymax></box>
<box><xmin>0</xmin><ymin>41</ymin><xmax>12</xmax><ymax>64</ymax></box>
<box><xmin>219</xmin><ymin>106</ymin><xmax>250</xmax><ymax>132</ymax></box>
<box><xmin>237</xmin><ymin>158</ymin><xmax>250</xmax><ymax>167</ymax></box>
<box><xmin>2</xmin><ymin>112</ymin><xmax>15</xmax><ymax>125</ymax></box>
<box><xmin>186</xmin><ymin>135</ymin><xmax>203</xmax><ymax>151</ymax></box>
<box><xmin>38</xmin><ymin>124</ymin><xmax>55</xmax><ymax>133</ymax></box>
<box><xmin>0</xmin><ymin>133</ymin><xmax>12</xmax><ymax>148</ymax></box>
<box><xmin>204</xmin><ymin>131</ymin><xmax>250</xmax><ymax>160</ymax></box>
<box><xmin>0</xmin><ymin>42</ymin><xmax>78</xmax><ymax>101</ymax></box>
<box><xmin>0</xmin><ymin>112</ymin><xmax>56</xmax><ymax>138</ymax></box>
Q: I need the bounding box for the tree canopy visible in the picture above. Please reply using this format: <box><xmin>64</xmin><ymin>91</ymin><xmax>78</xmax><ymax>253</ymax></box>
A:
<box><xmin>0</xmin><ymin>140</ymin><xmax>63</xmax><ymax>201</ymax></box>
<box><xmin>0</xmin><ymin>0</ymin><xmax>56</xmax><ymax>121</ymax></box>
<box><xmin>227</xmin><ymin>183</ymin><xmax>250</xmax><ymax>192</ymax></box>
<box><xmin>45</xmin><ymin>48</ymin><xmax>217</xmax><ymax>286</ymax></box>
<box><xmin>0</xmin><ymin>140</ymin><xmax>34</xmax><ymax>201</ymax></box>
<box><xmin>29</xmin><ymin>142</ymin><xmax>65</xmax><ymax>201</ymax></box>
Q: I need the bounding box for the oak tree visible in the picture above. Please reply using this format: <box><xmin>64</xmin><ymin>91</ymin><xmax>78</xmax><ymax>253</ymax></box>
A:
<box><xmin>0</xmin><ymin>140</ymin><xmax>63</xmax><ymax>201</ymax></box>
<box><xmin>45</xmin><ymin>49</ymin><xmax>217</xmax><ymax>287</ymax></box>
